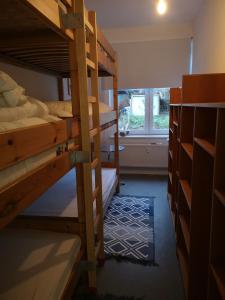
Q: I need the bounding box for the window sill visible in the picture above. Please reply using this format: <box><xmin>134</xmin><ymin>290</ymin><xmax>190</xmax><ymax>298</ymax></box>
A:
<box><xmin>119</xmin><ymin>134</ymin><xmax>169</xmax><ymax>139</ymax></box>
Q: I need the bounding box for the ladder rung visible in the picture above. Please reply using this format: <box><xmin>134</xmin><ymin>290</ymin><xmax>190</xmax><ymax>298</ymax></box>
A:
<box><xmin>91</xmin><ymin>158</ymin><xmax>99</xmax><ymax>169</ymax></box>
<box><xmin>85</xmin><ymin>19</ymin><xmax>94</xmax><ymax>34</ymax></box>
<box><xmin>86</xmin><ymin>43</ymin><xmax>90</xmax><ymax>54</ymax></box>
<box><xmin>86</xmin><ymin>58</ymin><xmax>96</xmax><ymax>70</ymax></box>
<box><xmin>93</xmin><ymin>186</ymin><xmax>99</xmax><ymax>201</ymax></box>
<box><xmin>88</xmin><ymin>96</ymin><xmax>96</xmax><ymax>103</ymax></box>
<box><xmin>89</xmin><ymin>127</ymin><xmax>98</xmax><ymax>138</ymax></box>
<box><xmin>84</xmin><ymin>7</ymin><xmax>94</xmax><ymax>34</ymax></box>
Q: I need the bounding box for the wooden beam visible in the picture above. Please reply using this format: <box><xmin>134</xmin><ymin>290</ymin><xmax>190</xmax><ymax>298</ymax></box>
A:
<box><xmin>57</xmin><ymin>77</ymin><xmax>65</xmax><ymax>101</ymax></box>
<box><xmin>97</xmin><ymin>26</ymin><xmax>116</xmax><ymax>62</ymax></box>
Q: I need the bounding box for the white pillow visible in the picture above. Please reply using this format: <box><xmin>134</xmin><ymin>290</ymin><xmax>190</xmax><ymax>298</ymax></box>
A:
<box><xmin>0</xmin><ymin>71</ymin><xmax>18</xmax><ymax>93</ymax></box>
<box><xmin>3</xmin><ymin>86</ymin><xmax>27</xmax><ymax>107</ymax></box>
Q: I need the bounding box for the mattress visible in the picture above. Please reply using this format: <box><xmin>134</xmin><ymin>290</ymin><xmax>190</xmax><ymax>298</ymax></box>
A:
<box><xmin>0</xmin><ymin>139</ymin><xmax>75</xmax><ymax>190</ymax></box>
<box><xmin>99</xmin><ymin>111</ymin><xmax>116</xmax><ymax>126</ymax></box>
<box><xmin>23</xmin><ymin>168</ymin><xmax>117</xmax><ymax>217</ymax></box>
<box><xmin>0</xmin><ymin>228</ymin><xmax>81</xmax><ymax>300</ymax></box>
<box><xmin>44</xmin><ymin>101</ymin><xmax>116</xmax><ymax>126</ymax></box>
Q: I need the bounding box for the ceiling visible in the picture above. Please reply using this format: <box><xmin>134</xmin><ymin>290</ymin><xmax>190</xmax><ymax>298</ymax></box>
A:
<box><xmin>85</xmin><ymin>0</ymin><xmax>204</xmax><ymax>29</ymax></box>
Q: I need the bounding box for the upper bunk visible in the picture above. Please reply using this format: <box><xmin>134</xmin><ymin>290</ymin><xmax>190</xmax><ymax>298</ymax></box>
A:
<box><xmin>0</xmin><ymin>0</ymin><xmax>117</xmax><ymax>77</ymax></box>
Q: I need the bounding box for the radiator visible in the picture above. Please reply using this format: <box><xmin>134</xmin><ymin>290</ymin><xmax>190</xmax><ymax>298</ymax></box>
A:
<box><xmin>120</xmin><ymin>142</ymin><xmax>168</xmax><ymax>168</ymax></box>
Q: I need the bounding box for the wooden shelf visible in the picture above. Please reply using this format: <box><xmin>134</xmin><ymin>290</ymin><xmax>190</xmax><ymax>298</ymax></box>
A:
<box><xmin>177</xmin><ymin>247</ymin><xmax>189</xmax><ymax>295</ymax></box>
<box><xmin>169</xmin><ymin>172</ymin><xmax>172</xmax><ymax>184</ymax></box>
<box><xmin>180</xmin><ymin>180</ymin><xmax>192</xmax><ymax>210</ymax></box>
<box><xmin>211</xmin><ymin>265</ymin><xmax>225</xmax><ymax>300</ymax></box>
<box><xmin>181</xmin><ymin>143</ymin><xmax>193</xmax><ymax>160</ymax></box>
<box><xmin>179</xmin><ymin>215</ymin><xmax>190</xmax><ymax>254</ymax></box>
<box><xmin>215</xmin><ymin>189</ymin><xmax>225</xmax><ymax>207</ymax></box>
<box><xmin>194</xmin><ymin>138</ymin><xmax>215</xmax><ymax>157</ymax></box>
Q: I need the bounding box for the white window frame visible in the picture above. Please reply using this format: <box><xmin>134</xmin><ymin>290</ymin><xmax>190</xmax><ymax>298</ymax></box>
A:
<box><xmin>126</xmin><ymin>89</ymin><xmax>169</xmax><ymax>136</ymax></box>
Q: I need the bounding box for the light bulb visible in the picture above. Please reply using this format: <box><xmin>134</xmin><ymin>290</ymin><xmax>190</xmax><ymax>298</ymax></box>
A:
<box><xmin>157</xmin><ymin>0</ymin><xmax>167</xmax><ymax>15</ymax></box>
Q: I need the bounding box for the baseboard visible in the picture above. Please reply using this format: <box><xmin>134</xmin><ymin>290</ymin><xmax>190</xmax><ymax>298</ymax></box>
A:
<box><xmin>120</xmin><ymin>167</ymin><xmax>168</xmax><ymax>175</ymax></box>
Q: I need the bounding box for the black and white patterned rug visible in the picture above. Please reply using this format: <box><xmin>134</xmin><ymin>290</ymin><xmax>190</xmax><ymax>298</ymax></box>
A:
<box><xmin>104</xmin><ymin>194</ymin><xmax>155</xmax><ymax>265</ymax></box>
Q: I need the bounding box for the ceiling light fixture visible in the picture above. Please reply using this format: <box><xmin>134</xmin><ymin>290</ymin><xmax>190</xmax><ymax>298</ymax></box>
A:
<box><xmin>157</xmin><ymin>0</ymin><xmax>167</xmax><ymax>15</ymax></box>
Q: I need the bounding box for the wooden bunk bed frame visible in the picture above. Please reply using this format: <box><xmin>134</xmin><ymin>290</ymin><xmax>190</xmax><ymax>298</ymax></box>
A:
<box><xmin>0</xmin><ymin>0</ymin><xmax>119</xmax><ymax>296</ymax></box>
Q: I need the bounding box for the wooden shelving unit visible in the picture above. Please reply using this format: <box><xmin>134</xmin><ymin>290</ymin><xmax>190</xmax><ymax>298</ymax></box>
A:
<box><xmin>169</xmin><ymin>74</ymin><xmax>225</xmax><ymax>300</ymax></box>
<box><xmin>208</xmin><ymin>108</ymin><xmax>225</xmax><ymax>300</ymax></box>
<box><xmin>168</xmin><ymin>88</ymin><xmax>182</xmax><ymax>231</ymax></box>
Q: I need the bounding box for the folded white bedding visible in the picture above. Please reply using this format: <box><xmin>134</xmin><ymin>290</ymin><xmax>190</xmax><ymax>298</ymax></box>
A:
<box><xmin>45</xmin><ymin>100</ymin><xmax>113</xmax><ymax>118</ymax></box>
<box><xmin>0</xmin><ymin>115</ymin><xmax>61</xmax><ymax>133</ymax></box>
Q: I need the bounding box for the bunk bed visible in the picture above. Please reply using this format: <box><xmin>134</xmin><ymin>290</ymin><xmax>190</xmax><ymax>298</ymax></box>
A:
<box><xmin>0</xmin><ymin>0</ymin><xmax>119</xmax><ymax>298</ymax></box>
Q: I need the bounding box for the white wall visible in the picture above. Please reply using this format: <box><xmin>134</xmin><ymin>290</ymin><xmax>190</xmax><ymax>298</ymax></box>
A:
<box><xmin>193</xmin><ymin>0</ymin><xmax>225</xmax><ymax>73</ymax></box>
<box><xmin>112</xmin><ymin>38</ymin><xmax>190</xmax><ymax>89</ymax></box>
<box><xmin>103</xmin><ymin>23</ymin><xmax>192</xmax><ymax>89</ymax></box>
<box><xmin>0</xmin><ymin>62</ymin><xmax>58</xmax><ymax>100</ymax></box>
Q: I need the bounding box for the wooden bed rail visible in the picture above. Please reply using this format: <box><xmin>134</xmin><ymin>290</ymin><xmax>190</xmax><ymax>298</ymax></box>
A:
<box><xmin>0</xmin><ymin>119</ymin><xmax>79</xmax><ymax>171</ymax></box>
<box><xmin>0</xmin><ymin>150</ymin><xmax>78</xmax><ymax>229</ymax></box>
<box><xmin>0</xmin><ymin>0</ymin><xmax>117</xmax><ymax>77</ymax></box>
<box><xmin>9</xmin><ymin>215</ymin><xmax>84</xmax><ymax>235</ymax></box>
<box><xmin>97</xmin><ymin>26</ymin><xmax>116</xmax><ymax>63</ymax></box>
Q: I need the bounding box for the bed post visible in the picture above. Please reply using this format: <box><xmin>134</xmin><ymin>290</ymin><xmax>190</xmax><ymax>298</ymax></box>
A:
<box><xmin>57</xmin><ymin>77</ymin><xmax>64</xmax><ymax>101</ymax></box>
<box><xmin>113</xmin><ymin>56</ymin><xmax>120</xmax><ymax>193</ymax></box>
<box><xmin>89</xmin><ymin>10</ymin><xmax>104</xmax><ymax>263</ymax></box>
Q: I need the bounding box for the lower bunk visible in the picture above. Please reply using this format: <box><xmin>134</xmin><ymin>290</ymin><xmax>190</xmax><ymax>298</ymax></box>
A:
<box><xmin>22</xmin><ymin>167</ymin><xmax>117</xmax><ymax>218</ymax></box>
<box><xmin>0</xmin><ymin>228</ymin><xmax>82</xmax><ymax>300</ymax></box>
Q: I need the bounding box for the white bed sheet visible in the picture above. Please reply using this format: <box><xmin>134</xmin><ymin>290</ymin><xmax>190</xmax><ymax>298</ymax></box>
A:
<box><xmin>23</xmin><ymin>168</ymin><xmax>117</xmax><ymax>217</ymax></box>
<box><xmin>0</xmin><ymin>228</ymin><xmax>81</xmax><ymax>300</ymax></box>
<box><xmin>44</xmin><ymin>101</ymin><xmax>116</xmax><ymax>127</ymax></box>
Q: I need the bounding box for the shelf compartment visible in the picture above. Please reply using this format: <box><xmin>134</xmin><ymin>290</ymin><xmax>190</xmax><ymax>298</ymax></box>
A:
<box><xmin>179</xmin><ymin>215</ymin><xmax>190</xmax><ymax>254</ymax></box>
<box><xmin>173</xmin><ymin>106</ymin><xmax>180</xmax><ymax>124</ymax></box>
<box><xmin>194</xmin><ymin>107</ymin><xmax>217</xmax><ymax>148</ymax></box>
<box><xmin>214</xmin><ymin>109</ymin><xmax>225</xmax><ymax>191</ymax></box>
<box><xmin>180</xmin><ymin>106</ymin><xmax>195</xmax><ymax>145</ymax></box>
<box><xmin>169</xmin><ymin>107</ymin><xmax>174</xmax><ymax>129</ymax></box>
<box><xmin>169</xmin><ymin>172</ymin><xmax>172</xmax><ymax>184</ymax></box>
<box><xmin>215</xmin><ymin>189</ymin><xmax>225</xmax><ymax>207</ymax></box>
<box><xmin>181</xmin><ymin>143</ymin><xmax>193</xmax><ymax>160</ymax></box>
<box><xmin>177</xmin><ymin>219</ymin><xmax>189</xmax><ymax>296</ymax></box>
<box><xmin>209</xmin><ymin>192</ymin><xmax>225</xmax><ymax>300</ymax></box>
<box><xmin>210</xmin><ymin>265</ymin><xmax>225</xmax><ymax>300</ymax></box>
<box><xmin>189</xmin><ymin>143</ymin><xmax>215</xmax><ymax>300</ymax></box>
<box><xmin>194</xmin><ymin>138</ymin><xmax>215</xmax><ymax>157</ymax></box>
<box><xmin>179</xmin><ymin>146</ymin><xmax>192</xmax><ymax>188</ymax></box>
<box><xmin>180</xmin><ymin>180</ymin><xmax>192</xmax><ymax>210</ymax></box>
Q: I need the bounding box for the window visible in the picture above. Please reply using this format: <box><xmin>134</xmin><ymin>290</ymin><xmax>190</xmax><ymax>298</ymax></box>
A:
<box><xmin>118</xmin><ymin>88</ymin><xmax>169</xmax><ymax>135</ymax></box>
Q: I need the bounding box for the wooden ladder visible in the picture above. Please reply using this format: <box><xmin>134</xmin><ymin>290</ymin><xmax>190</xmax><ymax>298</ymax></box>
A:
<box><xmin>68</xmin><ymin>0</ymin><xmax>104</xmax><ymax>290</ymax></box>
